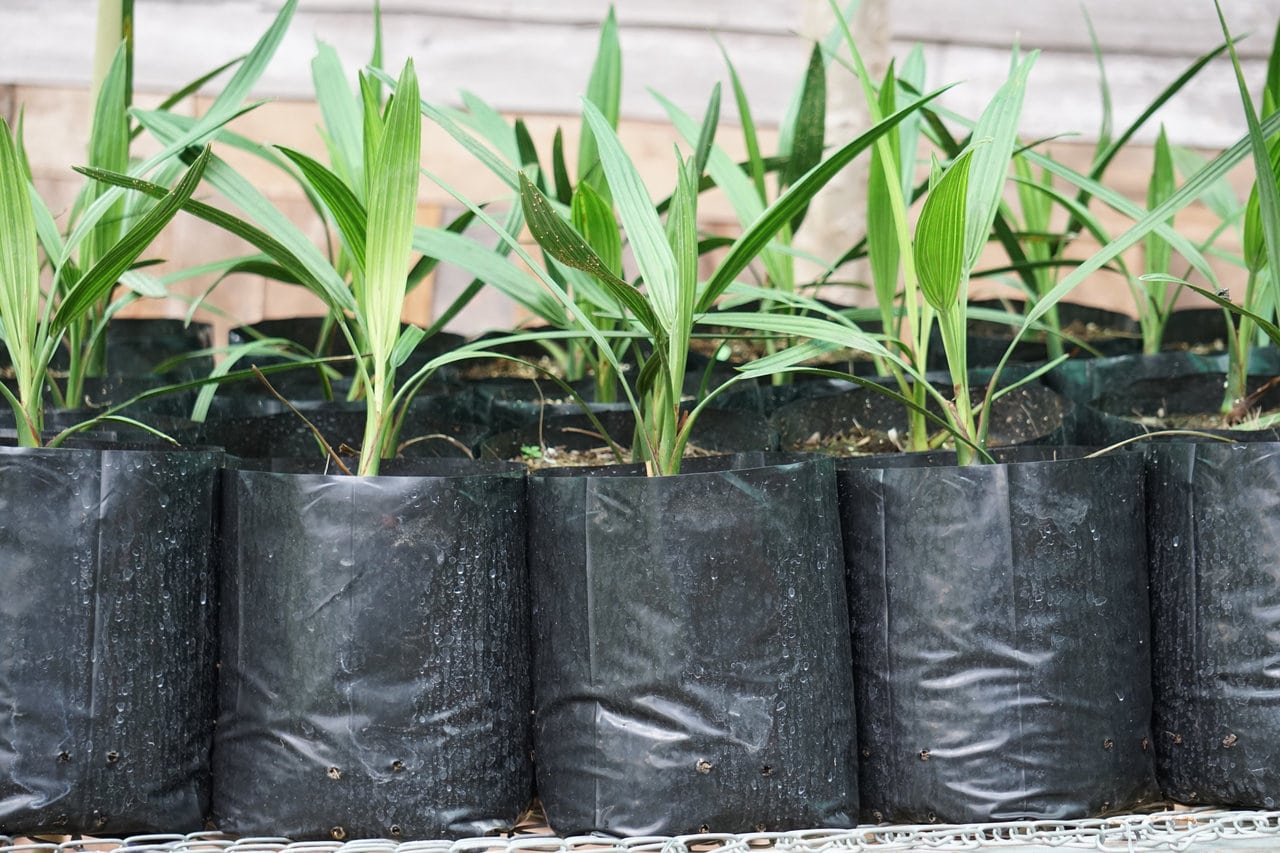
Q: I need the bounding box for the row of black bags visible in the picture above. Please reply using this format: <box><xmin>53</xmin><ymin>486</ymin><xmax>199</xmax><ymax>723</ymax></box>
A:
<box><xmin>2</xmin><ymin>441</ymin><xmax>1278</xmax><ymax>839</ymax></box>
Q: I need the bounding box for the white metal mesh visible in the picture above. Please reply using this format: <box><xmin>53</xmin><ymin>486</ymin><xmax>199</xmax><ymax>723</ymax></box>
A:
<box><xmin>5</xmin><ymin>810</ymin><xmax>1280</xmax><ymax>853</ymax></box>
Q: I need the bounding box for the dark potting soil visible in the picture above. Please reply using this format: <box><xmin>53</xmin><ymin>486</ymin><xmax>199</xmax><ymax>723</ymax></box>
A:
<box><xmin>480</xmin><ymin>408</ymin><xmax>776</xmax><ymax>466</ymax></box>
<box><xmin>772</xmin><ymin>384</ymin><xmax>1072</xmax><ymax>456</ymax></box>
<box><xmin>1088</xmin><ymin>373</ymin><xmax>1280</xmax><ymax>440</ymax></box>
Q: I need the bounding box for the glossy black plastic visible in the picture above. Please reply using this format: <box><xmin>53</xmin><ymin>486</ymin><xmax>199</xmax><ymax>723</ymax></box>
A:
<box><xmin>0</xmin><ymin>444</ymin><xmax>222</xmax><ymax>835</ymax></box>
<box><xmin>212</xmin><ymin>458</ymin><xmax>532</xmax><ymax>840</ymax></box>
<box><xmin>837</xmin><ymin>448</ymin><xmax>1158</xmax><ymax>823</ymax></box>
<box><xmin>1147</xmin><ymin>442</ymin><xmax>1280</xmax><ymax>807</ymax></box>
<box><xmin>528</xmin><ymin>452</ymin><xmax>858</xmax><ymax>835</ymax></box>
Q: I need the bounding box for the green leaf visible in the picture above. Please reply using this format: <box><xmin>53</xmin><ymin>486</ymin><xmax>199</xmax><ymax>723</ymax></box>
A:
<box><xmin>460</xmin><ymin>90</ymin><xmax>520</xmax><ymax>164</ymax></box>
<box><xmin>412</xmin><ymin>221</ymin><xmax>567</xmax><ymax>326</ymax></box>
<box><xmin>1022</xmin><ymin>147</ymin><xmax>1217</xmax><ymax>286</ymax></box>
<box><xmin>1264</xmin><ymin>17</ymin><xmax>1280</xmax><ymax>117</ymax></box>
<box><xmin>691</xmin><ymin>84</ymin><xmax>722</xmax><ymax>181</ymax></box>
<box><xmin>719</xmin><ymin>42</ymin><xmax>767</xmax><ymax>203</ymax></box>
<box><xmin>716</xmin><ymin>311</ymin><xmax>896</xmax><ymax>365</ymax></box>
<box><xmin>571</xmin><ymin>181</ymin><xmax>622</xmax><ymax>276</ymax></box>
<box><xmin>137</xmin><ymin>56</ymin><xmax>244</xmax><ymax>141</ymax></box>
<box><xmin>652</xmin><ymin>89</ymin><xmax>791</xmax><ymax>294</ymax></box>
<box><xmin>1082</xmin><ymin>6</ymin><xmax>1114</xmax><ymax>157</ymax></box>
<box><xmin>518</xmin><ymin>171</ymin><xmax>657</xmax><ymax>331</ymax></box>
<box><xmin>118</xmin><ymin>269</ymin><xmax>167</xmax><ymax>298</ymax></box>
<box><xmin>277</xmin><ymin>145</ymin><xmax>369</xmax><ymax>272</ymax></box>
<box><xmin>965</xmin><ymin>50</ymin><xmax>1036</xmax><ymax>270</ymax></box>
<box><xmin>579</xmin><ymin>5</ymin><xmax>621</xmax><ymax>195</ymax></box>
<box><xmin>73</xmin><ymin>0</ymin><xmax>297</xmax><ymax>255</ymax></box>
<box><xmin>126</xmin><ymin>111</ymin><xmax>357</xmax><ymax>311</ymax></box>
<box><xmin>409</xmin><ymin>207</ymin><xmax>477</xmax><ymax>286</ymax></box>
<box><xmin>700</xmin><ymin>84</ymin><xmax>952</xmax><ymax>311</ymax></box>
<box><xmin>896</xmin><ymin>45</ymin><xmax>926</xmax><ymax>197</ymax></box>
<box><xmin>1146</xmin><ymin>126</ymin><xmax>1175</xmax><ymax>276</ymax></box>
<box><xmin>360</xmin><ymin>70</ymin><xmax>385</xmax><ymax>201</ymax></box>
<box><xmin>551</xmin><ymin>129</ymin><xmax>573</xmax><ymax>204</ymax></box>
<box><xmin>1172</xmin><ymin>145</ymin><xmax>1244</xmax><ymax>225</ymax></box>
<box><xmin>915</xmin><ymin>149</ymin><xmax>974</xmax><ymax>312</ymax></box>
<box><xmin>57</xmin><ymin>146</ymin><xmax>211</xmax><ymax>333</ymax></box>
<box><xmin>1147</xmin><ymin>274</ymin><xmax>1280</xmax><ymax>343</ymax></box>
<box><xmin>514</xmin><ymin>118</ymin><xmax>542</xmax><ymax>176</ymax></box>
<box><xmin>362</xmin><ymin>60</ymin><xmax>422</xmax><ymax>374</ymax></box>
<box><xmin>411</xmin><ymin>93</ymin><xmax>520</xmax><ymax>190</ymax></box>
<box><xmin>1091</xmin><ymin>38</ymin><xmax>1229</xmax><ymax>183</ymax></box>
<box><xmin>371</xmin><ymin>0</ymin><xmax>385</xmax><ymax>82</ymax></box>
<box><xmin>666</xmin><ymin>154</ymin><xmax>700</xmax><ymax>383</ymax></box>
<box><xmin>780</xmin><ymin>0</ymin><xmax>859</xmax><ymax>156</ymax></box>
<box><xmin>868</xmin><ymin>62</ymin><xmax>902</xmax><ymax>311</ymax></box>
<box><xmin>83</xmin><ymin>43</ymin><xmax>130</xmax><ymax>266</ymax></box>
<box><xmin>312</xmin><ymin>41</ymin><xmax>365</xmax><ymax>199</ymax></box>
<box><xmin>781</xmin><ymin>43</ymin><xmax>826</xmax><ymax>230</ymax></box>
<box><xmin>1016</xmin><ymin>109</ymin><xmax>1280</xmax><ymax>347</ymax></box>
<box><xmin>423</xmin><ymin>165</ymin><xmax>638</xmax><ymax>420</ymax></box>
<box><xmin>581</xmin><ymin>99</ymin><xmax>678</xmax><ymax>330</ymax></box>
<box><xmin>1218</xmin><ymin>1</ymin><xmax>1280</xmax><ymax>287</ymax></box>
<box><xmin>390</xmin><ymin>324</ymin><xmax>426</xmax><ymax>370</ymax></box>
<box><xmin>0</xmin><ymin>116</ymin><xmax>41</xmax><ymax>387</ymax></box>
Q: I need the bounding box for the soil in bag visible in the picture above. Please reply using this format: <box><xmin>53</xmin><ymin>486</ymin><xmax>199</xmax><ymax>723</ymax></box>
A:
<box><xmin>770</xmin><ymin>380</ymin><xmax>1074</xmax><ymax>455</ymax></box>
<box><xmin>481</xmin><ymin>407</ymin><xmax>776</xmax><ymax>467</ymax></box>
<box><xmin>1080</xmin><ymin>373</ymin><xmax>1280</xmax><ymax>445</ymax></box>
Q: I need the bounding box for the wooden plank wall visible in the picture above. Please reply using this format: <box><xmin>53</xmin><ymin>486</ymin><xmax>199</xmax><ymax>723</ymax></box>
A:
<box><xmin>1</xmin><ymin>0</ymin><xmax>1278</xmax><ymax>340</ymax></box>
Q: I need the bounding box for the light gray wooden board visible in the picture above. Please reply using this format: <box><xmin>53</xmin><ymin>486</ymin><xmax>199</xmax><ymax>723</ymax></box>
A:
<box><xmin>0</xmin><ymin>1</ymin><xmax>810</xmax><ymax>126</ymax></box>
<box><xmin>2</xmin><ymin>0</ymin><xmax>1277</xmax><ymax>146</ymax></box>
<box><xmin>893</xmin><ymin>0</ymin><xmax>1280</xmax><ymax>58</ymax></box>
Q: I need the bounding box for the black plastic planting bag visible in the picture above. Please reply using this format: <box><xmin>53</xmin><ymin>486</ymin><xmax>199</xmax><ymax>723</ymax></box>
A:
<box><xmin>213</xmin><ymin>458</ymin><xmax>531</xmax><ymax>840</ymax></box>
<box><xmin>838</xmin><ymin>450</ymin><xmax>1157</xmax><ymax>823</ymax></box>
<box><xmin>529</xmin><ymin>452</ymin><xmax>858</xmax><ymax>836</ymax></box>
<box><xmin>188</xmin><ymin>401</ymin><xmax>486</xmax><ymax>460</ymax></box>
<box><xmin>1147</xmin><ymin>442</ymin><xmax>1280</xmax><ymax>807</ymax></box>
<box><xmin>1078</xmin><ymin>371</ymin><xmax>1280</xmax><ymax>445</ymax></box>
<box><xmin>0</xmin><ymin>445</ymin><xmax>222</xmax><ymax>836</ymax></box>
<box><xmin>1044</xmin><ymin>349</ymin><xmax>1280</xmax><ymax>406</ymax></box>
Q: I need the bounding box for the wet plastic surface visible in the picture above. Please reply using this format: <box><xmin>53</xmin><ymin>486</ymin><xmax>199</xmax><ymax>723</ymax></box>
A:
<box><xmin>213</xmin><ymin>458</ymin><xmax>532</xmax><ymax>840</ymax></box>
<box><xmin>0</xmin><ymin>445</ymin><xmax>222</xmax><ymax>835</ymax></box>
<box><xmin>528</xmin><ymin>452</ymin><xmax>858</xmax><ymax>836</ymax></box>
<box><xmin>1147</xmin><ymin>442</ymin><xmax>1280</xmax><ymax>807</ymax></box>
<box><xmin>837</xmin><ymin>449</ymin><xmax>1158</xmax><ymax>823</ymax></box>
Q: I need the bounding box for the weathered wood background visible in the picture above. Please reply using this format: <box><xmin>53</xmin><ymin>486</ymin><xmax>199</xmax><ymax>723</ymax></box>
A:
<box><xmin>1</xmin><ymin>0</ymin><xmax>1278</xmax><ymax>337</ymax></box>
